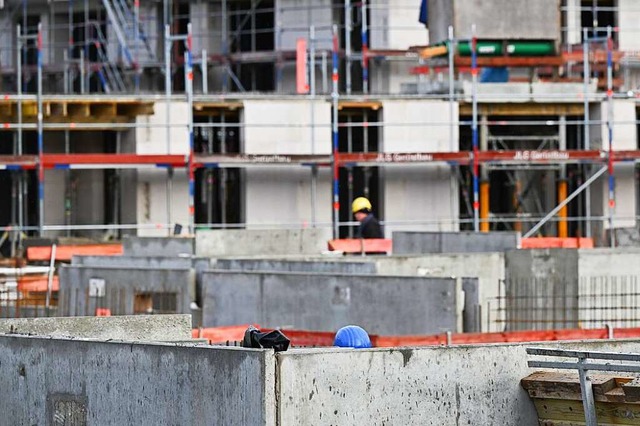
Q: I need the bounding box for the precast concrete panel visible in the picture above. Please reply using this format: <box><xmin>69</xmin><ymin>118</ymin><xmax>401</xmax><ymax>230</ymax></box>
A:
<box><xmin>202</xmin><ymin>271</ymin><xmax>458</xmax><ymax>335</ymax></box>
<box><xmin>428</xmin><ymin>0</ymin><xmax>561</xmax><ymax>44</ymax></box>
<box><xmin>245</xmin><ymin>168</ymin><xmax>332</xmax><ymax>228</ymax></box>
<box><xmin>276</xmin><ymin>339</ymin><xmax>640</xmax><ymax>425</ymax></box>
<box><xmin>618</xmin><ymin>0</ymin><xmax>640</xmax><ymax>51</ymax></box>
<box><xmin>374</xmin><ymin>253</ymin><xmax>505</xmax><ymax>332</ymax></box>
<box><xmin>243</xmin><ymin>99</ymin><xmax>331</xmax><ymax>154</ymax></box>
<box><xmin>136</xmin><ymin>169</ymin><xmax>190</xmax><ymax>237</ymax></box>
<box><xmin>393</xmin><ymin>231</ymin><xmax>520</xmax><ymax>254</ymax></box>
<box><xmin>0</xmin><ymin>335</ymin><xmax>275</xmax><ymax>426</ymax></box>
<box><xmin>276</xmin><ymin>0</ymin><xmax>333</xmax><ymax>51</ymax></box>
<box><xmin>122</xmin><ymin>236</ymin><xmax>195</xmax><ymax>257</ymax></box>
<box><xmin>214</xmin><ymin>259</ymin><xmax>377</xmax><ymax>274</ymax></box>
<box><xmin>369</xmin><ymin>0</ymin><xmax>428</xmax><ymax>50</ymax></box>
<box><xmin>0</xmin><ymin>315</ymin><xmax>192</xmax><ymax>342</ymax></box>
<box><xmin>59</xmin><ymin>265</ymin><xmax>194</xmax><ymax>316</ymax></box>
<box><xmin>196</xmin><ymin>228</ymin><xmax>331</xmax><ymax>257</ymax></box>
<box><xmin>505</xmin><ymin>249</ymin><xmax>579</xmax><ymax>330</ymax></box>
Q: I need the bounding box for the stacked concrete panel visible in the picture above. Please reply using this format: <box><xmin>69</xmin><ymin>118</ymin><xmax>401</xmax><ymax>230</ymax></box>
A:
<box><xmin>214</xmin><ymin>259</ymin><xmax>376</xmax><ymax>274</ymax></box>
<box><xmin>0</xmin><ymin>314</ymin><xmax>192</xmax><ymax>342</ymax></box>
<box><xmin>196</xmin><ymin>228</ymin><xmax>331</xmax><ymax>257</ymax></box>
<box><xmin>122</xmin><ymin>236</ymin><xmax>195</xmax><ymax>257</ymax></box>
<box><xmin>393</xmin><ymin>231</ymin><xmax>520</xmax><ymax>254</ymax></box>
<box><xmin>202</xmin><ymin>271</ymin><xmax>458</xmax><ymax>335</ymax></box>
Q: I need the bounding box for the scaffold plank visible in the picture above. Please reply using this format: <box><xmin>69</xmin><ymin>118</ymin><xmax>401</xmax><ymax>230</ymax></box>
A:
<box><xmin>459</xmin><ymin>102</ymin><xmax>585</xmax><ymax>116</ymax></box>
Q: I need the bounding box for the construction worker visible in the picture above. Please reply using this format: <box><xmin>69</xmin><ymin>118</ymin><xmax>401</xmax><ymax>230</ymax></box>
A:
<box><xmin>352</xmin><ymin>196</ymin><xmax>383</xmax><ymax>239</ymax></box>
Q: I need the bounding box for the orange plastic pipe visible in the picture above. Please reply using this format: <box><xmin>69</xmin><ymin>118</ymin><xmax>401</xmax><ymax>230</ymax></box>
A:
<box><xmin>480</xmin><ymin>181</ymin><xmax>490</xmax><ymax>232</ymax></box>
<box><xmin>558</xmin><ymin>180</ymin><xmax>568</xmax><ymax>238</ymax></box>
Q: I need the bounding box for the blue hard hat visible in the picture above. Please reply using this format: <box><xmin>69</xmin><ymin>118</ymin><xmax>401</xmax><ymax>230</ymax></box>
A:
<box><xmin>334</xmin><ymin>325</ymin><xmax>372</xmax><ymax>349</ymax></box>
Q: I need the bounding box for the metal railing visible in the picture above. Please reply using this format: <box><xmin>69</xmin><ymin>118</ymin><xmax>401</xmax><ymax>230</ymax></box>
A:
<box><xmin>527</xmin><ymin>347</ymin><xmax>640</xmax><ymax>426</ymax></box>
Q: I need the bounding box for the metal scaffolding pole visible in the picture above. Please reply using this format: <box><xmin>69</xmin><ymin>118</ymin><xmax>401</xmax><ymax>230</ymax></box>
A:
<box><xmin>606</xmin><ymin>26</ymin><xmax>615</xmax><ymax>247</ymax></box>
<box><xmin>361</xmin><ymin>0</ymin><xmax>369</xmax><ymax>94</ymax></box>
<box><xmin>37</xmin><ymin>22</ymin><xmax>44</xmax><ymax>235</ymax></box>
<box><xmin>471</xmin><ymin>25</ymin><xmax>479</xmax><ymax>232</ymax></box>
<box><xmin>345</xmin><ymin>0</ymin><xmax>352</xmax><ymax>95</ymax></box>
<box><xmin>186</xmin><ymin>24</ymin><xmax>195</xmax><ymax>233</ymax></box>
<box><xmin>583</xmin><ymin>28</ymin><xmax>592</xmax><ymax>238</ymax></box>
<box><xmin>165</xmin><ymin>24</ymin><xmax>173</xmax><ymax>234</ymax></box>
<box><xmin>310</xmin><ymin>25</ymin><xmax>318</xmax><ymax>227</ymax></box>
<box><xmin>525</xmin><ymin>166</ymin><xmax>608</xmax><ymax>238</ymax></box>
<box><xmin>332</xmin><ymin>24</ymin><xmax>340</xmax><ymax>238</ymax></box>
<box><xmin>16</xmin><ymin>25</ymin><xmax>24</xmax><ymax>248</ymax></box>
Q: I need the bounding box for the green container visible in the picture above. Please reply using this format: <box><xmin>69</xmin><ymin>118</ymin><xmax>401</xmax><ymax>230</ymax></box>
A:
<box><xmin>506</xmin><ymin>41</ymin><xmax>555</xmax><ymax>56</ymax></box>
<box><xmin>457</xmin><ymin>41</ymin><xmax>503</xmax><ymax>57</ymax></box>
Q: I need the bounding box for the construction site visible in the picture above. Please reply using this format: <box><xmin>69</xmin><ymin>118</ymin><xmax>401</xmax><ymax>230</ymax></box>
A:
<box><xmin>3</xmin><ymin>0</ymin><xmax>640</xmax><ymax>424</ymax></box>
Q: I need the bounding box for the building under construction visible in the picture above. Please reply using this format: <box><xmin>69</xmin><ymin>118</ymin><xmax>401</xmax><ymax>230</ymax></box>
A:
<box><xmin>1</xmin><ymin>0</ymin><xmax>640</xmax><ymax>251</ymax></box>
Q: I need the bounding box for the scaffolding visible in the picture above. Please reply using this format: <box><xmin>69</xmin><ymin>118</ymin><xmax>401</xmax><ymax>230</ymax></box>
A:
<box><xmin>0</xmin><ymin>0</ymin><xmax>640</xmax><ymax>252</ymax></box>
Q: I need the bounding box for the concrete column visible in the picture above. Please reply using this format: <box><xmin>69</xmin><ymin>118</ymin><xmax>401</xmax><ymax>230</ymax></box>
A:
<box><xmin>565</xmin><ymin>0</ymin><xmax>581</xmax><ymax>45</ymax></box>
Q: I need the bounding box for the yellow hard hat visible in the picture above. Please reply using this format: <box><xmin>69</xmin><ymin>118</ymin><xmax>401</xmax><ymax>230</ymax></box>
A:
<box><xmin>352</xmin><ymin>197</ymin><xmax>372</xmax><ymax>214</ymax></box>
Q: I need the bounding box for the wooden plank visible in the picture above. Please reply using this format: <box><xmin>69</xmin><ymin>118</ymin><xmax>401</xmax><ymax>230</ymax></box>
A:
<box><xmin>532</xmin><ymin>398</ymin><xmax>640</xmax><ymax>425</ymax></box>
<box><xmin>338</xmin><ymin>100</ymin><xmax>383</xmax><ymax>110</ymax></box>
<box><xmin>521</xmin><ymin>372</ymin><xmax>620</xmax><ymax>402</ymax></box>
<box><xmin>90</xmin><ymin>102</ymin><xmax>117</xmax><ymax>117</ymax></box>
<box><xmin>115</xmin><ymin>102</ymin><xmax>155</xmax><ymax>116</ymax></box>
<box><xmin>623</xmin><ymin>379</ymin><xmax>640</xmax><ymax>402</ymax></box>
<box><xmin>67</xmin><ymin>102</ymin><xmax>91</xmax><ymax>118</ymax></box>
<box><xmin>459</xmin><ymin>102</ymin><xmax>585</xmax><ymax>117</ymax></box>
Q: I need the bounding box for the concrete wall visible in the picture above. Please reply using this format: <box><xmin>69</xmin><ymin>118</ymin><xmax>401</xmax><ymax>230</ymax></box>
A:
<box><xmin>0</xmin><ymin>335</ymin><xmax>275</xmax><ymax>426</ymax></box>
<box><xmin>196</xmin><ymin>228</ymin><xmax>331</xmax><ymax>257</ymax></box>
<box><xmin>374</xmin><ymin>253</ymin><xmax>505</xmax><ymax>332</ymax></box>
<box><xmin>276</xmin><ymin>0</ymin><xmax>333</xmax><ymax>51</ymax></box>
<box><xmin>202</xmin><ymin>271</ymin><xmax>459</xmax><ymax>335</ymax></box>
<box><xmin>370</xmin><ymin>0</ymin><xmax>428</xmax><ymax>50</ymax></box>
<box><xmin>276</xmin><ymin>339</ymin><xmax>640</xmax><ymax>425</ymax></box>
<box><xmin>618</xmin><ymin>0</ymin><xmax>640</xmax><ymax>51</ymax></box>
<box><xmin>59</xmin><ymin>265</ymin><xmax>194</xmax><ymax>317</ymax></box>
<box><xmin>245</xmin><ymin>168</ymin><xmax>332</xmax><ymax>228</ymax></box>
<box><xmin>0</xmin><ymin>314</ymin><xmax>192</xmax><ymax>342</ymax></box>
<box><xmin>214</xmin><ymin>259</ymin><xmax>377</xmax><ymax>274</ymax></box>
<box><xmin>135</xmin><ymin>101</ymin><xmax>190</xmax><ymax>236</ymax></box>
<box><xmin>122</xmin><ymin>236</ymin><xmax>195</xmax><ymax>257</ymax></box>
<box><xmin>505</xmin><ymin>249</ymin><xmax>579</xmax><ymax>330</ymax></box>
<box><xmin>428</xmin><ymin>0</ymin><xmax>560</xmax><ymax>44</ymax></box>
<box><xmin>393</xmin><ymin>231</ymin><xmax>520</xmax><ymax>254</ymax></box>
<box><xmin>382</xmin><ymin>100</ymin><xmax>459</xmax><ymax>233</ymax></box>
<box><xmin>243</xmin><ymin>99</ymin><xmax>332</xmax><ymax>226</ymax></box>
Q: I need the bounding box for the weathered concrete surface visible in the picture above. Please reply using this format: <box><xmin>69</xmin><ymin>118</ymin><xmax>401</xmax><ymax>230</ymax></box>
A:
<box><xmin>59</xmin><ymin>265</ymin><xmax>194</xmax><ymax>317</ymax></box>
<box><xmin>196</xmin><ymin>229</ymin><xmax>331</xmax><ymax>257</ymax></box>
<box><xmin>202</xmin><ymin>271</ymin><xmax>458</xmax><ymax>335</ymax></box>
<box><xmin>214</xmin><ymin>259</ymin><xmax>376</xmax><ymax>274</ymax></box>
<box><xmin>393</xmin><ymin>231</ymin><xmax>519</xmax><ymax>255</ymax></box>
<box><xmin>277</xmin><ymin>339</ymin><xmax>640</xmax><ymax>426</ymax></box>
<box><xmin>0</xmin><ymin>315</ymin><xmax>192</xmax><ymax>342</ymax></box>
<box><xmin>505</xmin><ymin>249</ymin><xmax>579</xmax><ymax>330</ymax></box>
<box><xmin>0</xmin><ymin>335</ymin><xmax>275</xmax><ymax>426</ymax></box>
<box><xmin>122</xmin><ymin>236</ymin><xmax>195</xmax><ymax>257</ymax></box>
<box><xmin>373</xmin><ymin>253</ymin><xmax>504</xmax><ymax>332</ymax></box>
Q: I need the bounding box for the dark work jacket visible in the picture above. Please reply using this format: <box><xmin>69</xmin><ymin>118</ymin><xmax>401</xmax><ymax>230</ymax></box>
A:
<box><xmin>357</xmin><ymin>214</ymin><xmax>383</xmax><ymax>239</ymax></box>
